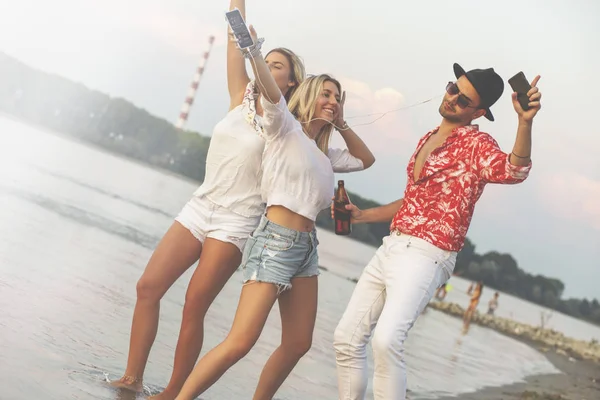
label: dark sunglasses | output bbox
[445,82,478,109]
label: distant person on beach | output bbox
[173,24,375,400]
[110,1,307,396]
[333,63,542,399]
[467,281,474,295]
[464,281,483,329]
[487,291,500,315]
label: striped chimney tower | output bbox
[175,35,215,130]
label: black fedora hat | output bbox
[453,63,504,122]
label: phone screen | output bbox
[225,9,254,49]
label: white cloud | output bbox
[330,77,413,155]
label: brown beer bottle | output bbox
[334,180,351,235]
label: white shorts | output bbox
[175,196,260,253]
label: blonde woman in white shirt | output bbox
[175,25,375,400]
[110,2,306,397]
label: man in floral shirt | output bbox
[333,63,542,400]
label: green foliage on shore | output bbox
[1,52,598,326]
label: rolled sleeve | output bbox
[478,136,532,184]
[259,94,294,140]
[328,147,365,173]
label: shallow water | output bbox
[0,116,563,399]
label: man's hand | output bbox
[512,75,542,122]
[330,197,363,224]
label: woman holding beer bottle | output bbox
[175,24,375,400]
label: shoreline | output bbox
[427,301,600,363]
[436,347,599,399]
[0,111,203,187]
[429,301,600,399]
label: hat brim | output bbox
[453,63,466,79]
[453,63,494,122]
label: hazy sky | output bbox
[1,0,598,299]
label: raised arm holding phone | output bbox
[174,12,374,399]
[110,1,306,398]
[333,63,541,400]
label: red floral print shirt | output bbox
[390,125,532,252]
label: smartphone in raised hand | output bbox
[508,71,532,111]
[225,8,254,49]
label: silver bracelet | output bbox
[337,121,349,131]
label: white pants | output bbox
[333,232,456,400]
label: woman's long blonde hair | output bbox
[287,74,342,154]
[265,47,306,102]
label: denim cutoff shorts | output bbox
[240,215,320,293]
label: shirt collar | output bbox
[429,124,480,143]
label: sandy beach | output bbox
[431,301,600,399]
[438,342,599,399]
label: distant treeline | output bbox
[455,240,600,326]
[1,52,598,328]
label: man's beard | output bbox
[438,104,463,123]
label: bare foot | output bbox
[109,375,144,393]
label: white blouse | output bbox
[193,81,266,218]
[259,95,364,221]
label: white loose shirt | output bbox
[193,82,265,218]
[259,95,364,221]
